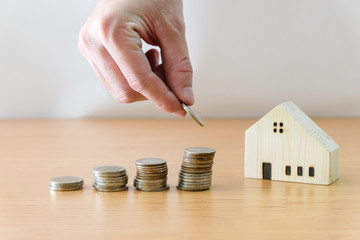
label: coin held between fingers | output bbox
[182,103,205,127]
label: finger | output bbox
[104,27,186,116]
[79,42,115,94]
[145,49,160,70]
[158,29,194,106]
[153,64,166,84]
[81,41,146,103]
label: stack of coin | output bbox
[177,147,216,191]
[92,165,128,192]
[134,158,169,192]
[49,176,84,191]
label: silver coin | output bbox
[50,176,83,184]
[134,179,166,184]
[178,176,211,181]
[177,185,210,191]
[183,157,214,161]
[134,178,166,184]
[136,174,168,179]
[183,153,215,159]
[179,176,212,182]
[92,165,126,174]
[182,157,214,162]
[180,168,212,174]
[134,183,166,189]
[93,182,126,188]
[93,173,127,179]
[49,182,83,188]
[178,186,211,191]
[136,173,168,178]
[135,184,170,192]
[184,147,216,156]
[95,175,128,182]
[136,167,167,172]
[49,176,84,189]
[95,178,128,183]
[181,163,213,168]
[93,175,127,180]
[182,103,204,127]
[136,164,168,168]
[93,184,128,192]
[134,183,165,189]
[136,158,167,166]
[95,180,128,185]
[134,180,167,186]
[137,169,168,173]
[184,155,215,159]
[135,177,167,181]
[178,181,212,186]
[95,181,127,187]
[136,171,168,175]
[177,182,211,187]
[181,163,213,167]
[134,178,167,183]
[179,179,212,183]
[180,172,212,176]
[179,181,212,186]
[49,186,83,191]
[183,159,214,164]
[49,185,83,190]
[178,179,212,184]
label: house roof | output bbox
[280,101,339,152]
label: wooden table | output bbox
[0,119,359,239]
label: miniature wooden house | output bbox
[245,101,340,185]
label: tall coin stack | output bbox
[177,147,216,191]
[134,158,169,192]
[92,165,128,192]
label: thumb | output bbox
[160,32,194,106]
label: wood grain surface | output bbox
[0,119,359,240]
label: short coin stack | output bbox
[134,158,169,192]
[49,176,84,191]
[177,147,216,191]
[92,165,128,192]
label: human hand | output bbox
[79,0,193,117]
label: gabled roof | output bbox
[280,101,339,152]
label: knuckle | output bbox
[172,57,193,75]
[155,16,185,37]
[78,27,89,50]
[96,17,113,43]
[172,18,186,34]
[157,101,173,113]
[113,91,135,104]
[127,74,148,93]
[92,10,118,44]
[97,14,134,46]
[98,16,113,39]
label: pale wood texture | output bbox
[0,119,359,240]
[245,102,339,185]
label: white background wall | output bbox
[1,0,359,118]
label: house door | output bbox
[262,162,271,180]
